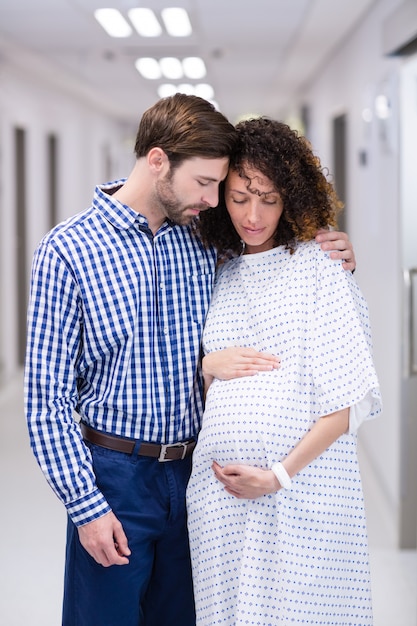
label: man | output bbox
[24,94,355,626]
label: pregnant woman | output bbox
[187,117,382,626]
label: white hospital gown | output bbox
[186,241,382,626]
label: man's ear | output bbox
[148,147,169,173]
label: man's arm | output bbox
[25,243,132,566]
[78,512,131,567]
[315,229,356,272]
[24,243,111,526]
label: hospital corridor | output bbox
[1,0,417,624]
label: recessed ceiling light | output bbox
[94,8,132,38]
[160,57,183,79]
[128,8,162,37]
[182,57,206,79]
[157,83,216,101]
[194,84,215,100]
[135,58,162,79]
[158,84,178,98]
[177,84,195,95]
[161,8,192,37]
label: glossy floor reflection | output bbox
[0,373,415,626]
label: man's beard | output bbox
[154,174,208,226]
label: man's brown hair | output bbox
[134,93,237,168]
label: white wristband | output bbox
[271,462,292,490]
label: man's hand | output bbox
[315,229,356,272]
[212,461,279,499]
[78,511,131,567]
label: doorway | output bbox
[15,127,27,367]
[332,113,347,232]
[399,53,417,549]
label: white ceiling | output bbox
[0,0,377,125]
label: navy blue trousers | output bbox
[62,442,195,626]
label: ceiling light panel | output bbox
[160,57,183,79]
[161,8,192,37]
[158,84,178,98]
[177,83,194,95]
[182,57,206,79]
[128,8,162,37]
[135,58,162,79]
[157,83,216,101]
[194,84,214,100]
[94,8,132,38]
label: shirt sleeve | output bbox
[24,241,111,526]
[311,251,382,432]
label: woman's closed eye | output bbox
[229,195,247,204]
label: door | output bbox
[399,53,417,549]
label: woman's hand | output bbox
[315,229,356,272]
[212,461,280,499]
[212,408,350,499]
[203,347,281,381]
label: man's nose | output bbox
[202,187,219,208]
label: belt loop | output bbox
[132,441,142,457]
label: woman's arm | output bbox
[203,347,281,381]
[202,347,281,400]
[280,407,349,479]
[212,407,350,498]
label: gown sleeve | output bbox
[310,250,382,433]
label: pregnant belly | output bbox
[196,373,303,466]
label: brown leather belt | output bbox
[80,422,196,462]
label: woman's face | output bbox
[225,166,283,254]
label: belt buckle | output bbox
[158,442,187,462]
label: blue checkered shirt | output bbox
[24,180,217,526]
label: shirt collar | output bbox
[93,178,188,236]
[93,179,173,236]
[93,179,138,230]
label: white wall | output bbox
[0,55,135,380]
[294,0,406,542]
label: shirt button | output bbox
[160,282,165,289]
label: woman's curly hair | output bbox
[196,117,343,260]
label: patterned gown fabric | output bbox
[186,241,382,626]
